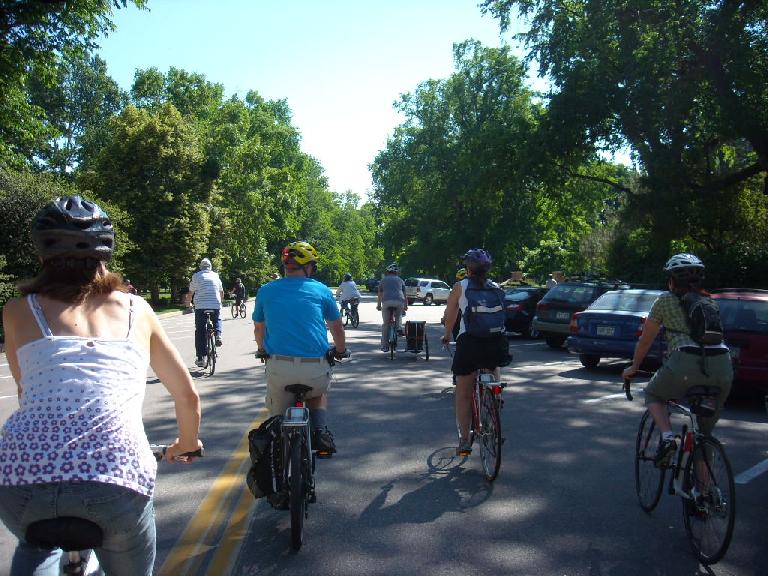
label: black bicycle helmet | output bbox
[343,273,352,282]
[31,196,114,262]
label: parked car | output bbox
[712,289,768,395]
[364,277,381,292]
[504,286,547,338]
[566,289,665,368]
[404,277,451,305]
[533,280,628,348]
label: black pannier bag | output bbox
[246,415,283,499]
[405,320,426,351]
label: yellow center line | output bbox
[158,411,266,576]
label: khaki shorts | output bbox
[265,356,332,416]
[645,350,733,435]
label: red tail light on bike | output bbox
[294,401,304,407]
[491,385,503,395]
[684,431,694,452]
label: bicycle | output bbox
[445,343,505,481]
[201,309,218,375]
[23,445,203,576]
[625,375,736,565]
[230,296,247,319]
[340,298,360,328]
[384,306,400,360]
[257,347,349,551]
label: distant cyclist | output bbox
[336,273,362,317]
[253,241,347,456]
[232,278,247,307]
[622,253,733,462]
[442,249,510,455]
[187,258,224,368]
[376,263,407,352]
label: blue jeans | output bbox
[0,482,155,576]
[194,308,222,359]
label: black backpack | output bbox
[678,292,724,346]
[463,278,506,337]
[246,415,283,499]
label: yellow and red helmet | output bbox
[281,241,319,265]
[455,268,467,280]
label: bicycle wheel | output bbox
[682,436,736,565]
[239,303,247,318]
[478,387,502,481]
[389,326,396,360]
[424,334,429,360]
[206,331,216,376]
[288,436,307,550]
[351,308,359,328]
[230,304,237,319]
[343,309,349,326]
[635,409,665,512]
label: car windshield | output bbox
[717,298,768,334]
[544,285,596,305]
[589,291,660,312]
[505,290,531,302]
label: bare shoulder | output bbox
[2,296,27,321]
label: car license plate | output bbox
[556,311,570,320]
[596,325,615,336]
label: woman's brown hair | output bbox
[19,257,126,303]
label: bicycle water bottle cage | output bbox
[26,517,104,551]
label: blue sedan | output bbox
[566,289,666,369]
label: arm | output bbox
[441,283,462,343]
[2,299,23,401]
[146,308,202,460]
[401,281,408,310]
[377,283,383,310]
[622,318,662,379]
[254,321,266,352]
[327,318,346,353]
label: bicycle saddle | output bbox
[285,384,313,395]
[684,385,721,399]
[26,517,103,551]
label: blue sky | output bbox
[97,1,534,198]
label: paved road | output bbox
[1,294,767,575]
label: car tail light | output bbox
[506,304,523,312]
[570,312,581,333]
[636,317,646,337]
[536,302,548,311]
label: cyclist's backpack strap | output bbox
[126,295,135,338]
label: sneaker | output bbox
[654,436,679,466]
[456,439,472,456]
[381,346,390,352]
[195,357,205,368]
[315,427,337,458]
[215,336,223,347]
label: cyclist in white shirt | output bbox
[336,273,362,317]
[187,258,224,367]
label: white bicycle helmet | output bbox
[663,253,704,281]
[385,262,400,274]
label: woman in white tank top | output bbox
[0,196,202,576]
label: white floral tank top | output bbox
[0,294,157,496]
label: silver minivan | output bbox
[404,277,451,305]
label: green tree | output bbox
[0,0,145,167]
[481,0,768,284]
[79,104,214,303]
[27,52,127,174]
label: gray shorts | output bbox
[645,350,733,434]
[265,356,332,416]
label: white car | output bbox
[404,277,451,305]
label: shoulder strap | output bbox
[126,295,136,338]
[27,294,54,337]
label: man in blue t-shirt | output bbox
[253,241,346,457]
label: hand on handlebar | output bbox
[376,304,381,311]
[622,365,638,380]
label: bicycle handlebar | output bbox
[150,445,204,463]
[622,369,654,402]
